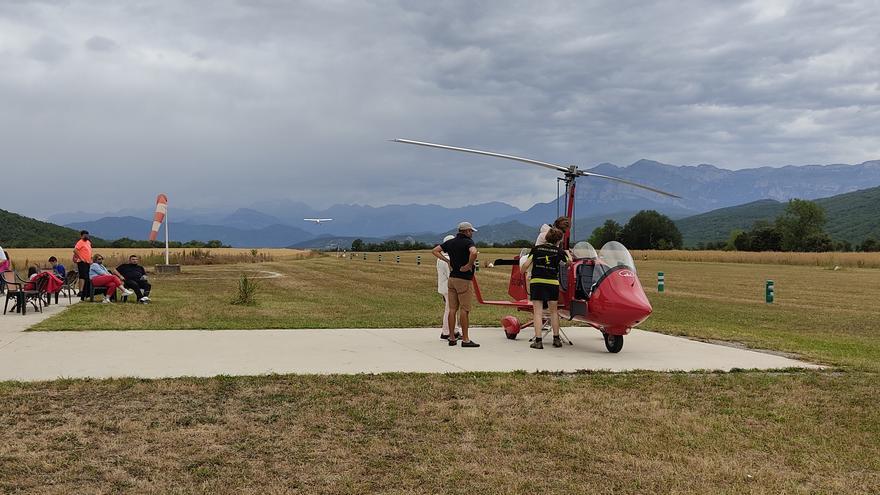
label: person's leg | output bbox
[446,284,459,344]
[77,262,88,293]
[139,280,151,297]
[455,278,475,344]
[124,279,143,299]
[91,275,116,300]
[459,309,469,341]
[549,301,560,337]
[530,300,544,349]
[441,295,451,336]
[532,301,543,339]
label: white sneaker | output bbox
[138,297,148,303]
[121,288,135,296]
[101,298,113,304]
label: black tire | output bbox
[603,333,624,353]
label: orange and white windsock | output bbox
[149,194,168,241]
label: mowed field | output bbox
[31,249,880,370]
[3,249,880,493]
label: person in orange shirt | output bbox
[73,230,92,297]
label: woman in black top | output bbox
[521,228,569,349]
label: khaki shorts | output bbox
[447,277,473,312]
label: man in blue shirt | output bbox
[48,256,66,279]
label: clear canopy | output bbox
[598,241,636,272]
[571,241,598,260]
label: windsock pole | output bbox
[164,206,170,265]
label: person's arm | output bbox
[460,246,478,272]
[432,245,449,264]
[520,248,533,271]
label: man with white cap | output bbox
[432,222,480,347]
[436,234,461,341]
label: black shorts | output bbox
[530,283,559,304]
[77,261,90,280]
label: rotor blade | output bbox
[393,138,570,174]
[577,170,681,198]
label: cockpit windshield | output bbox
[598,241,636,272]
[571,241,598,260]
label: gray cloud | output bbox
[85,35,118,52]
[0,0,878,218]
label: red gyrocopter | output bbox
[393,139,681,353]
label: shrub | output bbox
[230,274,259,306]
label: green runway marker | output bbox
[658,272,665,292]
[766,280,775,303]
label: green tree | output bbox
[589,219,623,246]
[728,230,750,251]
[749,223,783,251]
[351,239,364,251]
[776,199,828,251]
[861,238,879,252]
[620,210,682,249]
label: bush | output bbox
[230,274,259,306]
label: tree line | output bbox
[591,201,879,252]
[350,200,878,253]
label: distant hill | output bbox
[675,186,880,246]
[0,208,106,248]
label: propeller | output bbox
[392,138,681,198]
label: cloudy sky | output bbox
[2,0,879,218]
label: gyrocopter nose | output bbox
[590,270,653,332]
[614,285,653,329]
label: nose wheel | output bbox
[603,332,624,353]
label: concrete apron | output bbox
[0,301,821,382]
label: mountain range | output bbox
[676,185,880,246]
[42,158,880,247]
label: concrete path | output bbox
[0,299,820,381]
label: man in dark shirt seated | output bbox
[116,255,152,303]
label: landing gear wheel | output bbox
[603,333,624,353]
[505,331,518,340]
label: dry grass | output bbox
[0,372,877,495]
[630,249,880,268]
[3,247,315,270]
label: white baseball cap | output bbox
[458,221,478,232]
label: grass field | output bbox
[1,372,877,494]
[5,250,880,493]
[31,251,880,371]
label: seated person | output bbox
[0,250,10,273]
[89,254,134,303]
[48,256,66,279]
[116,255,152,303]
[0,250,8,293]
